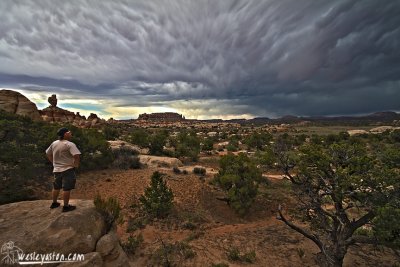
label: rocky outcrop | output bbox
[0,89,42,120]
[96,232,130,267]
[0,199,131,267]
[108,140,149,155]
[39,94,105,128]
[40,106,85,124]
[139,155,183,168]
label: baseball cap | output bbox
[57,127,69,137]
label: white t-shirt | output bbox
[46,140,81,172]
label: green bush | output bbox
[122,234,143,255]
[103,125,120,140]
[373,205,400,249]
[244,131,272,150]
[193,167,206,176]
[201,138,214,151]
[94,194,122,232]
[127,216,148,232]
[213,153,261,216]
[112,146,141,169]
[211,263,229,267]
[173,166,181,174]
[151,241,196,266]
[174,131,201,161]
[148,131,167,155]
[140,171,174,218]
[227,247,256,263]
[129,129,149,147]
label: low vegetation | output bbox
[139,171,174,218]
[121,233,144,255]
[275,137,400,267]
[0,111,112,204]
[213,153,262,216]
[94,194,122,232]
[112,146,141,169]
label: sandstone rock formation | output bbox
[0,89,42,120]
[39,94,105,128]
[108,140,149,155]
[139,155,183,168]
[0,199,131,267]
[48,94,58,107]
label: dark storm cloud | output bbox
[0,0,399,118]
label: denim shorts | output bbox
[53,168,76,191]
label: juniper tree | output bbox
[275,140,400,267]
[214,153,262,216]
[140,171,174,218]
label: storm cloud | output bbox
[0,0,399,119]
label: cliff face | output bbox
[0,89,42,121]
[0,199,130,267]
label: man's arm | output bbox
[73,154,80,168]
[47,153,53,163]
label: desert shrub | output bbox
[112,146,141,169]
[148,131,167,155]
[140,171,174,218]
[0,111,115,204]
[127,216,148,232]
[122,233,143,255]
[227,247,256,263]
[244,131,272,150]
[129,128,149,147]
[151,241,196,266]
[201,138,214,151]
[72,127,114,171]
[174,131,201,161]
[255,147,276,169]
[94,194,122,232]
[373,205,400,249]
[226,143,238,152]
[173,166,181,174]
[211,263,229,267]
[103,125,120,140]
[193,167,206,176]
[213,153,262,216]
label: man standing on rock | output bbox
[46,127,81,212]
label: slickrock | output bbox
[0,199,131,267]
[0,89,42,121]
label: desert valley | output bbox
[1,89,399,267]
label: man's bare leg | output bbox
[52,189,60,203]
[63,190,70,206]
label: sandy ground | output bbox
[44,161,399,267]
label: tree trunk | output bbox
[316,245,346,267]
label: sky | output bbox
[0,0,399,120]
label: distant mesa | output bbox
[138,112,185,121]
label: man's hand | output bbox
[73,154,80,168]
[46,154,53,163]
